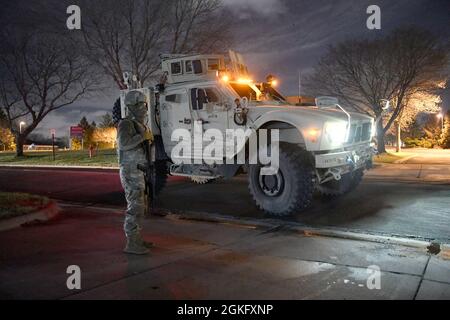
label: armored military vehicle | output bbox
[118,51,375,216]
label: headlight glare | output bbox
[325,122,348,145]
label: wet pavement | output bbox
[0,204,449,300]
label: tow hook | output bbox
[329,168,342,181]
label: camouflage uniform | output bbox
[117,91,153,255]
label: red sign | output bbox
[70,126,83,138]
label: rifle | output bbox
[137,138,157,216]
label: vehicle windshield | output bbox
[228,83,288,105]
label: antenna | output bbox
[123,72,130,89]
[298,70,302,105]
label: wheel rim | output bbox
[258,168,284,197]
[190,177,212,184]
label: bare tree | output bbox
[0,30,98,156]
[169,0,231,53]
[81,0,167,89]
[99,113,115,129]
[81,0,232,89]
[305,27,448,153]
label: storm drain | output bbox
[427,242,441,255]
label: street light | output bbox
[19,121,26,134]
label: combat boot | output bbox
[136,233,154,248]
[124,234,150,255]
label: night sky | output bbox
[4,0,449,137]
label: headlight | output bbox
[325,122,348,145]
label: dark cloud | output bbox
[225,0,449,94]
[11,0,450,135]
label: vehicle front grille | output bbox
[347,122,371,143]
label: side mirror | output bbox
[380,99,390,112]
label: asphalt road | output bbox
[1,166,449,242]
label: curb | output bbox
[170,210,439,250]
[364,177,450,185]
[0,164,119,171]
[0,201,60,232]
[56,201,449,250]
[167,210,277,229]
[393,154,418,164]
[287,224,432,249]
[2,165,449,185]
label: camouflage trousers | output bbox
[119,164,147,238]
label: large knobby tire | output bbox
[248,143,314,216]
[317,168,364,197]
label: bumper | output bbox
[314,144,374,169]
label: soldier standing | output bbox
[117,91,154,255]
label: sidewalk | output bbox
[0,203,449,300]
[366,163,450,184]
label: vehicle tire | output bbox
[317,168,364,197]
[248,143,314,216]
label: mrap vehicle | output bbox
[118,51,375,216]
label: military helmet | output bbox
[125,90,147,112]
